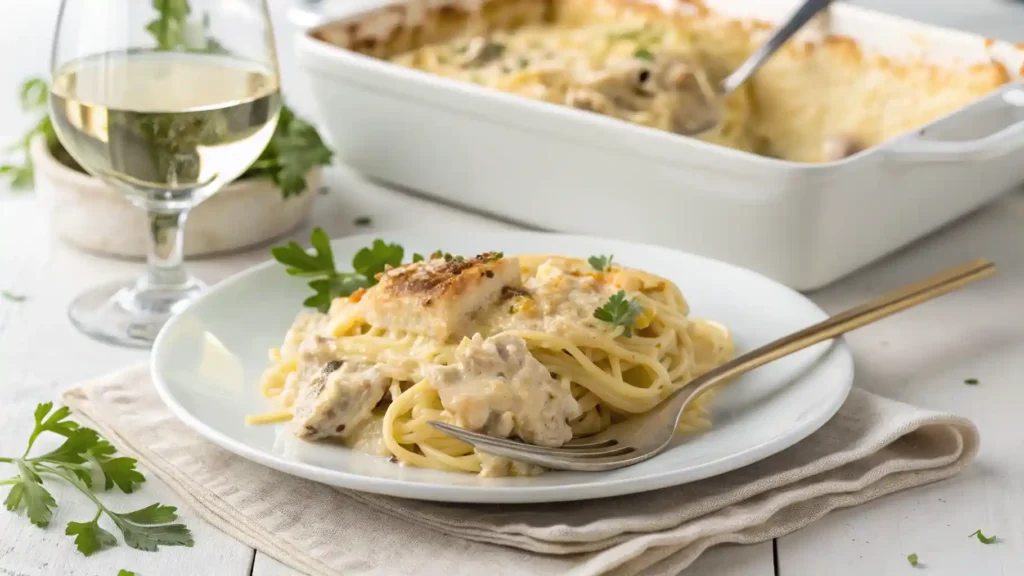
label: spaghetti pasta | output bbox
[254,253,733,477]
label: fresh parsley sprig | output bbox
[594,290,643,337]
[1,403,193,556]
[588,254,614,272]
[271,228,403,312]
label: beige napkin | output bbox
[62,365,979,576]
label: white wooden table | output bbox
[2,1,1023,575]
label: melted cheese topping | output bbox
[363,0,1009,162]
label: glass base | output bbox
[68,277,206,349]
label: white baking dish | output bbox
[293,0,1024,290]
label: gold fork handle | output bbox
[688,259,997,397]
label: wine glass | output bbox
[49,0,281,348]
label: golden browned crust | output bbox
[309,0,1013,162]
[376,252,507,306]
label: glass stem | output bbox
[140,207,190,291]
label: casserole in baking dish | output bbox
[295,0,1024,289]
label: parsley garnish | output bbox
[588,254,614,271]
[271,228,403,312]
[118,571,139,576]
[633,48,655,61]
[353,216,373,227]
[964,378,979,385]
[593,290,643,336]
[0,78,56,190]
[1,290,27,302]
[245,106,334,199]
[146,0,191,51]
[907,553,919,567]
[1,403,193,556]
[969,529,997,544]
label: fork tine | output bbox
[429,421,632,458]
[429,422,650,471]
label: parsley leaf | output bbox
[118,571,140,576]
[1,290,27,302]
[245,107,334,199]
[352,240,404,279]
[8,460,56,528]
[969,529,997,544]
[907,553,919,567]
[588,254,614,271]
[964,378,979,385]
[593,290,643,337]
[412,253,425,263]
[0,78,56,190]
[271,229,403,312]
[353,216,372,227]
[111,504,193,551]
[66,516,118,556]
[147,0,191,51]
[86,439,146,493]
[633,48,655,61]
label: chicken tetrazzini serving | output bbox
[252,239,733,477]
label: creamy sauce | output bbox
[427,333,581,447]
[485,259,618,335]
[290,360,390,440]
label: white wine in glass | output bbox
[49,0,281,347]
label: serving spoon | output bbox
[677,0,835,135]
[431,258,996,472]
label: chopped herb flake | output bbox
[907,553,919,567]
[964,378,979,385]
[970,530,997,544]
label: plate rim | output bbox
[151,230,854,503]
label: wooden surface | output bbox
[2,0,1024,575]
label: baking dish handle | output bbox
[887,85,1024,162]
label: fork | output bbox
[430,259,996,472]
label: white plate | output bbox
[152,230,853,503]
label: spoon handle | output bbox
[720,0,835,95]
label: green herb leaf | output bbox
[88,442,146,494]
[593,290,643,337]
[1,290,27,302]
[111,507,194,552]
[33,428,102,466]
[907,553,919,567]
[118,503,179,525]
[272,229,407,312]
[1,78,54,190]
[118,571,140,576]
[412,253,425,263]
[964,378,979,385]
[588,254,614,271]
[148,0,191,51]
[10,460,56,528]
[633,48,655,61]
[352,239,404,280]
[66,518,118,556]
[353,216,373,227]
[969,529,997,544]
[245,107,334,199]
[19,79,48,110]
